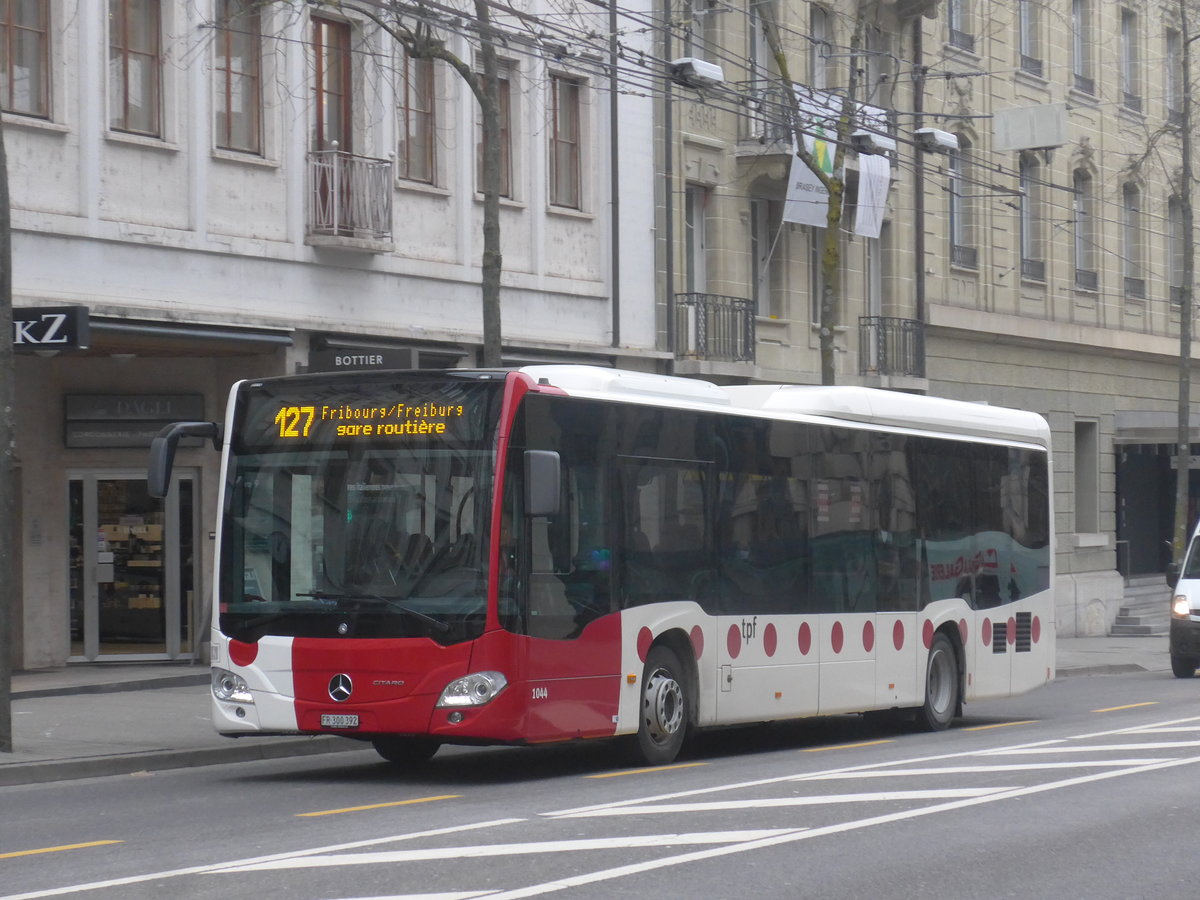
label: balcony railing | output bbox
[859,316,925,378]
[674,293,756,363]
[1122,92,1143,114]
[1019,55,1044,77]
[1124,276,1146,300]
[740,85,792,145]
[308,149,393,242]
[1074,268,1098,292]
[951,244,978,269]
[949,29,975,53]
[1021,258,1046,282]
[1074,73,1095,95]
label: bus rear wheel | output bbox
[917,633,959,731]
[633,645,690,766]
[371,736,441,765]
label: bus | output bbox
[149,365,1054,766]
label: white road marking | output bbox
[803,760,1167,778]
[0,819,525,900]
[984,741,1200,754]
[554,787,1009,818]
[214,831,801,872]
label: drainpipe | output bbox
[610,0,621,350]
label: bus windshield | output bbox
[218,375,505,644]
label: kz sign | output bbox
[12,306,90,351]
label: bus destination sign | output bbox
[274,401,467,440]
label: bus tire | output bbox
[917,632,959,732]
[633,645,690,766]
[1171,655,1198,678]
[371,736,441,765]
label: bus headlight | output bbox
[212,668,254,704]
[1173,595,1192,619]
[437,671,508,707]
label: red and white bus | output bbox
[150,365,1054,766]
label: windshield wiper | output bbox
[298,591,450,632]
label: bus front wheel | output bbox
[633,645,690,766]
[371,736,441,765]
[917,633,959,731]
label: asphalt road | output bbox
[3,669,1199,900]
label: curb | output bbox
[13,674,212,701]
[0,736,365,787]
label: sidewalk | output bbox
[0,635,1173,786]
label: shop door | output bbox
[68,471,197,661]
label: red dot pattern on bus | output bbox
[229,639,258,667]
[764,622,778,657]
[648,611,1041,667]
[831,621,844,654]
[637,626,653,663]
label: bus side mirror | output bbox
[148,421,223,498]
[525,450,560,517]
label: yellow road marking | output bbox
[963,720,1038,731]
[296,795,460,817]
[0,840,122,860]
[1093,702,1159,713]
[804,739,893,752]
[588,763,708,779]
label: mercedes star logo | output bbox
[328,673,353,702]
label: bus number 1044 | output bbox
[276,406,316,439]
[531,686,549,701]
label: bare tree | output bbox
[755,2,872,386]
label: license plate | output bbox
[320,713,359,729]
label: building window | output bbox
[864,24,893,107]
[947,0,974,53]
[1167,29,1183,125]
[682,0,719,61]
[0,0,48,117]
[549,75,580,209]
[1072,0,1093,94]
[1074,420,1099,534]
[810,5,832,90]
[214,0,261,154]
[750,197,783,318]
[1122,183,1144,299]
[1120,7,1141,112]
[398,51,435,184]
[1073,169,1097,291]
[311,17,351,151]
[684,183,709,294]
[809,226,825,324]
[1169,195,1185,305]
[109,0,162,137]
[949,137,976,269]
[1019,152,1044,281]
[476,64,512,198]
[1017,0,1042,76]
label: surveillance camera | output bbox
[670,57,725,89]
[915,127,959,154]
[851,129,897,155]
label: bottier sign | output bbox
[12,306,90,351]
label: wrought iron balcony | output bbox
[1124,276,1146,300]
[1074,268,1098,292]
[674,293,756,363]
[740,85,792,145]
[859,316,925,378]
[307,149,393,245]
